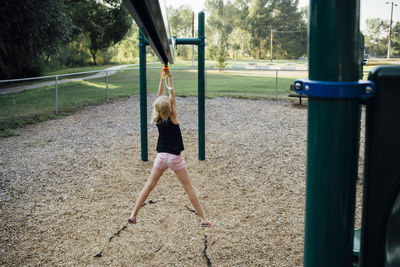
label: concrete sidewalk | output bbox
[0,64,138,95]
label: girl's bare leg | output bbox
[174,167,211,226]
[129,166,164,224]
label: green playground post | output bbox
[139,31,148,161]
[304,0,361,266]
[138,12,205,161]
[174,11,205,160]
[198,11,205,160]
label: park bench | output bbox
[288,84,308,104]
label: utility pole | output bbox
[386,1,398,59]
[270,28,273,62]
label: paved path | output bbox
[0,64,139,95]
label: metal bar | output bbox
[106,70,109,102]
[123,0,174,64]
[0,69,112,83]
[205,69,207,94]
[192,12,195,66]
[131,67,308,71]
[304,0,361,266]
[275,70,278,100]
[198,11,205,160]
[0,66,310,84]
[192,44,195,66]
[270,28,273,62]
[55,75,58,115]
[176,38,201,45]
[139,31,148,161]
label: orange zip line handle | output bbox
[161,65,168,80]
[161,64,173,90]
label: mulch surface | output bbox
[0,95,363,266]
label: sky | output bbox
[164,0,400,31]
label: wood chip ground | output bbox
[0,95,364,266]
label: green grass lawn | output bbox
[106,68,297,97]
[0,66,300,136]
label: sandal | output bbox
[201,221,212,227]
[128,217,137,224]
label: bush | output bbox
[207,45,218,60]
[99,48,115,65]
[55,42,91,67]
[215,44,227,69]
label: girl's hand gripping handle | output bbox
[162,65,173,91]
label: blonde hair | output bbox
[152,96,171,123]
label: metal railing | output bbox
[0,67,371,120]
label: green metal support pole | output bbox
[198,11,205,160]
[304,0,361,266]
[174,13,206,160]
[175,38,201,45]
[139,31,148,161]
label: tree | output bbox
[206,0,238,44]
[206,44,218,60]
[109,24,139,63]
[0,0,72,79]
[247,0,307,59]
[167,5,194,60]
[216,32,228,69]
[364,18,388,57]
[271,0,307,58]
[168,5,193,37]
[206,0,240,63]
[247,0,274,58]
[69,0,132,65]
[228,28,251,58]
[392,22,400,56]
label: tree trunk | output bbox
[90,49,97,65]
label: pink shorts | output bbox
[154,153,186,171]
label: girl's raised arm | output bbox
[157,66,167,96]
[166,69,178,123]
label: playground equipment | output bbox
[123,0,399,266]
[294,0,400,266]
[123,0,206,161]
[359,66,400,267]
[123,0,174,64]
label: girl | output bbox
[128,66,212,227]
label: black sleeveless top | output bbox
[156,117,184,155]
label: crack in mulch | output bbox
[185,205,198,215]
[142,198,165,207]
[94,224,128,258]
[203,234,212,267]
[155,245,164,253]
[94,198,164,258]
[185,205,212,266]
